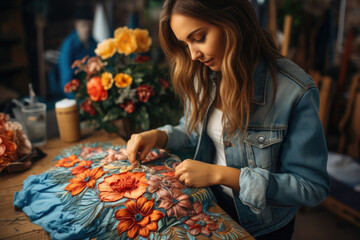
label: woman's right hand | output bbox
[126,129,168,164]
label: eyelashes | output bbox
[180,34,206,48]
[196,35,206,43]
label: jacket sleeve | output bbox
[239,87,330,214]
[157,115,199,152]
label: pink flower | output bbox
[136,84,154,103]
[84,56,105,76]
[81,99,97,116]
[157,188,193,219]
[147,175,185,193]
[135,55,150,63]
[120,100,135,113]
[101,149,128,163]
[80,146,103,159]
[158,78,169,89]
[64,79,81,93]
[185,202,218,237]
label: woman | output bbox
[126,0,330,239]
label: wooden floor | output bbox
[0,130,126,240]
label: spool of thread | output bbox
[55,99,81,142]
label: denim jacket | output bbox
[158,57,330,237]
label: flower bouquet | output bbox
[65,27,181,135]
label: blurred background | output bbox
[0,0,360,239]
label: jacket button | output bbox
[257,136,265,144]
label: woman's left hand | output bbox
[174,159,218,187]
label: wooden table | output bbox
[0,129,254,240]
[0,130,126,239]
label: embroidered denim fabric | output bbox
[13,143,249,240]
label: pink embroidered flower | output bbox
[71,161,92,175]
[80,146,104,159]
[84,56,105,76]
[157,188,193,219]
[115,196,164,239]
[136,84,154,103]
[98,172,148,202]
[147,175,185,193]
[185,201,218,237]
[101,149,128,163]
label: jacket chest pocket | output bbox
[244,130,283,170]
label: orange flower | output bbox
[95,38,117,59]
[87,76,108,101]
[65,167,107,196]
[114,73,132,88]
[133,28,152,53]
[98,172,148,202]
[115,196,164,239]
[55,155,80,168]
[101,72,114,90]
[114,27,137,55]
[71,160,92,175]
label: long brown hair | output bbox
[159,0,280,138]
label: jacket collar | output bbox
[252,58,268,106]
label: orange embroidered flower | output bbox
[114,73,132,88]
[87,76,108,101]
[65,167,107,196]
[55,155,80,168]
[115,196,164,239]
[71,160,92,175]
[98,172,148,202]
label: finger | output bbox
[126,139,140,164]
[139,145,153,160]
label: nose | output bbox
[189,46,201,61]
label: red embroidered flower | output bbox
[120,100,135,113]
[86,76,108,102]
[147,175,185,193]
[65,167,107,196]
[64,79,80,93]
[157,188,193,219]
[115,196,164,239]
[136,84,154,103]
[158,78,169,89]
[55,155,80,168]
[98,172,148,202]
[71,160,92,175]
[134,55,150,63]
[81,99,97,116]
[185,202,218,237]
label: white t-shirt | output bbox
[206,107,234,198]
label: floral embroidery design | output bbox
[16,143,249,239]
[65,167,107,195]
[157,188,193,220]
[98,172,148,202]
[185,201,219,237]
[115,196,164,239]
[70,161,92,175]
[55,155,79,168]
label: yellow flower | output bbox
[101,72,114,90]
[114,27,137,56]
[114,73,133,88]
[94,38,117,59]
[133,28,152,53]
